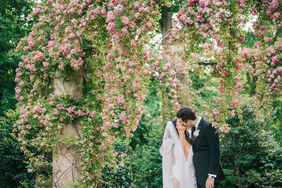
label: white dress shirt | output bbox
[195,116,202,129]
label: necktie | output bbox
[191,126,196,141]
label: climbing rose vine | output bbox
[151,0,281,131]
[15,0,167,184]
[14,0,280,185]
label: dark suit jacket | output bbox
[192,118,225,185]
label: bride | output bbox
[159,118,197,188]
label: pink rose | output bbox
[19,81,25,87]
[37,37,43,43]
[67,107,75,114]
[120,161,125,167]
[76,110,85,116]
[215,98,222,104]
[219,126,231,133]
[43,61,49,68]
[119,112,126,123]
[236,64,242,71]
[102,132,108,137]
[211,123,218,128]
[235,83,243,91]
[89,111,96,118]
[106,11,115,22]
[107,22,116,32]
[69,32,75,38]
[213,108,220,115]
[143,53,149,61]
[117,95,125,105]
[264,37,272,43]
[235,76,241,81]
[199,0,210,7]
[133,2,140,7]
[277,67,282,74]
[131,40,137,48]
[121,16,130,25]
[134,13,140,19]
[255,41,261,47]
[146,22,153,28]
[114,4,123,14]
[221,70,227,77]
[188,0,196,5]
[105,122,111,127]
[121,27,128,35]
[231,98,239,106]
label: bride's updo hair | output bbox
[177,108,197,122]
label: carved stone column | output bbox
[52,72,83,188]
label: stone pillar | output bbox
[52,72,83,188]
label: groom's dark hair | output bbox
[177,108,197,122]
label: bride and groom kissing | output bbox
[160,108,225,188]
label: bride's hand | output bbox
[176,119,186,131]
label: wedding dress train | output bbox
[160,121,197,188]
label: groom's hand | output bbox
[205,177,214,188]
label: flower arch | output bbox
[14,0,280,186]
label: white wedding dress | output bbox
[159,121,197,188]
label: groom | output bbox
[177,108,224,188]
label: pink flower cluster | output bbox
[219,125,231,133]
[105,1,158,39]
[177,2,230,40]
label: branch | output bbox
[197,61,217,66]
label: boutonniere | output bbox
[194,129,200,138]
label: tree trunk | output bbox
[160,6,174,124]
[161,6,173,45]
[52,71,83,188]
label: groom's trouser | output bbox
[197,183,220,188]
